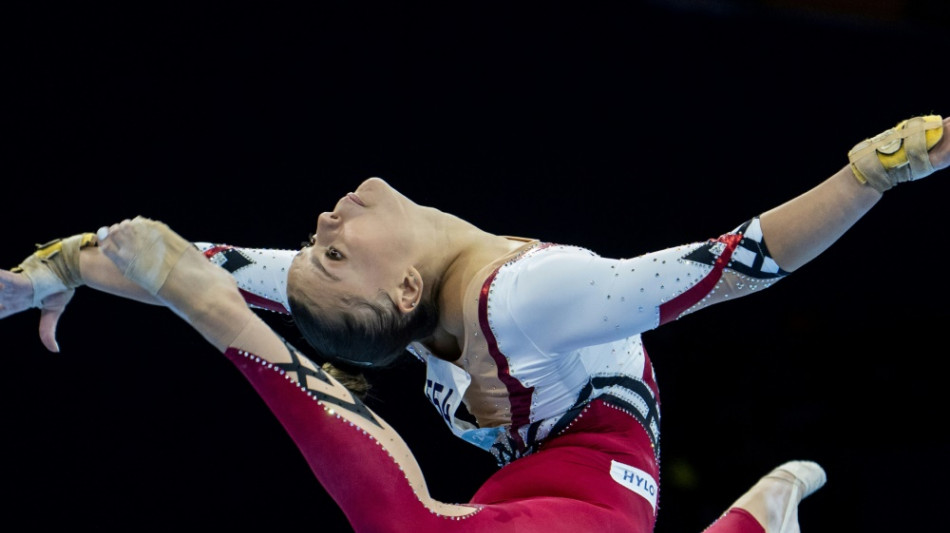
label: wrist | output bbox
[13,233,96,307]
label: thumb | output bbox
[37,290,75,353]
[38,307,64,352]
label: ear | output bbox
[395,266,422,314]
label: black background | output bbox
[5,1,949,531]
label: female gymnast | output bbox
[2,114,947,532]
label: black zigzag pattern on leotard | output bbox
[488,373,662,467]
[592,376,660,454]
[489,435,532,467]
[549,381,595,439]
[683,219,788,280]
[591,376,660,430]
[548,376,661,457]
[272,337,383,428]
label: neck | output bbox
[415,210,524,360]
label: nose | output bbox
[315,212,341,244]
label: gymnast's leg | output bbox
[703,461,826,533]
[96,218,657,532]
[225,336,659,532]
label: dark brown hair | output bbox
[289,288,439,369]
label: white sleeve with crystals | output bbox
[193,242,297,314]
[496,218,786,355]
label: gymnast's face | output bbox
[290,177,420,307]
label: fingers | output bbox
[97,217,185,296]
[95,218,141,241]
[95,220,126,249]
[96,219,139,271]
[0,268,36,319]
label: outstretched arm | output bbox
[760,115,948,272]
[0,234,150,352]
[1,233,296,351]
[96,217,480,528]
[499,115,949,353]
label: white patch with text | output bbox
[610,460,657,513]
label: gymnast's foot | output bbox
[729,460,827,533]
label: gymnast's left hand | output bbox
[95,217,160,275]
[96,216,196,299]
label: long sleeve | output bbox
[193,243,297,314]
[498,217,786,355]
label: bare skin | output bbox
[761,116,949,272]
[721,461,825,533]
[0,115,947,532]
[289,183,526,360]
[96,215,481,519]
[1,116,947,357]
[292,118,950,363]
